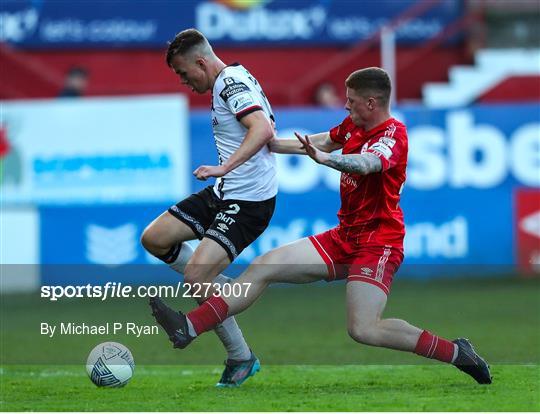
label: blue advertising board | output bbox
[1,0,462,48]
[39,204,181,285]
[39,103,539,283]
[190,103,540,271]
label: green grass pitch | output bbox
[1,277,539,411]
[3,365,539,411]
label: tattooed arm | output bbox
[296,134,382,175]
[324,152,382,175]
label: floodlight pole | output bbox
[381,26,396,106]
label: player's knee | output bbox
[182,261,215,285]
[141,226,162,256]
[140,226,170,256]
[182,264,201,285]
[249,253,278,283]
[348,323,380,346]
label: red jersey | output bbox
[329,116,407,248]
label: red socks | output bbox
[414,330,456,363]
[187,296,229,335]
[187,301,458,365]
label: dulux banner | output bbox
[1,95,189,204]
[39,103,540,280]
[1,0,462,48]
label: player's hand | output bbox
[295,132,328,164]
[193,165,228,181]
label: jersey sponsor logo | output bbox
[379,136,396,148]
[230,92,255,112]
[345,132,351,141]
[219,79,251,102]
[369,142,393,159]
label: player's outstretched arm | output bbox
[323,152,382,175]
[269,132,342,154]
[297,133,382,175]
[193,111,273,180]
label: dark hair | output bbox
[166,28,207,67]
[345,67,391,106]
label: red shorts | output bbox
[309,227,404,295]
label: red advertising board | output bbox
[515,189,540,274]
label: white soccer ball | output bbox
[86,342,135,387]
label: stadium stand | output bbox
[0,0,475,105]
[423,49,540,107]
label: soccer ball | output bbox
[86,342,135,387]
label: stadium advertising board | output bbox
[0,0,462,47]
[193,103,538,272]
[0,207,40,293]
[38,103,539,281]
[1,95,189,204]
[38,204,180,285]
[515,189,540,274]
[40,204,166,266]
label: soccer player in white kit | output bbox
[141,29,277,387]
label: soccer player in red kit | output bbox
[151,67,492,385]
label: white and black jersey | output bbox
[211,63,277,201]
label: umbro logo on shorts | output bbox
[217,223,229,232]
[361,267,373,276]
